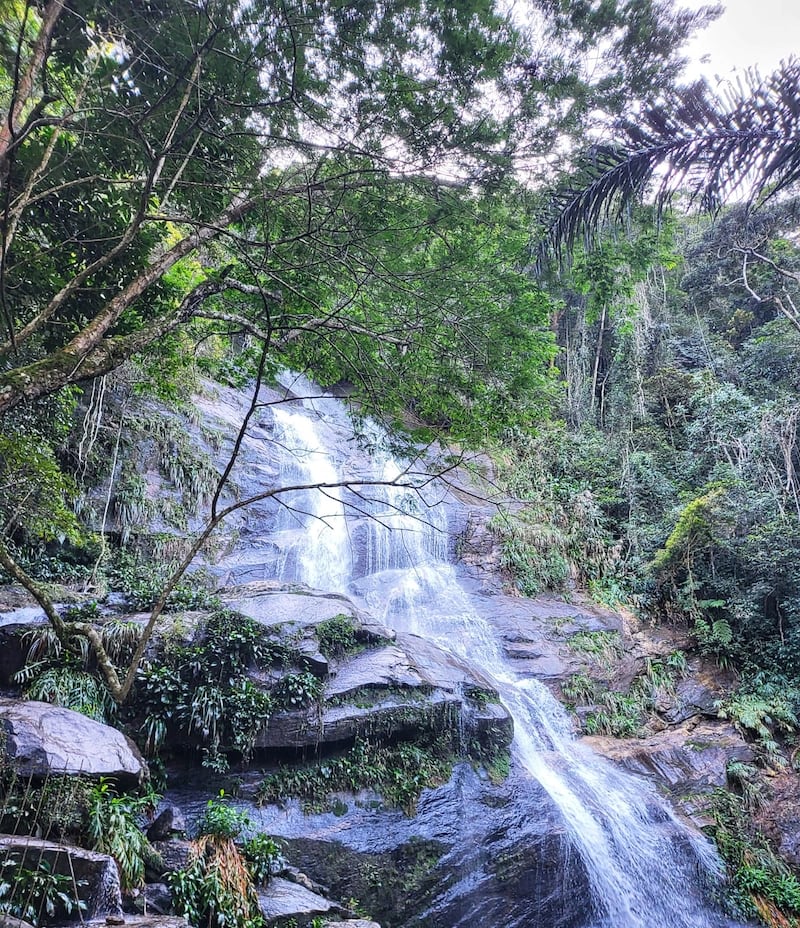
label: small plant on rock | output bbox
[85,778,157,890]
[0,856,87,927]
[316,614,360,658]
[171,792,281,928]
[273,671,323,710]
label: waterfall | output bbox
[263,384,736,928]
[268,405,352,593]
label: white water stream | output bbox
[263,380,737,928]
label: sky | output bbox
[684,0,800,81]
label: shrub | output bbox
[316,614,360,658]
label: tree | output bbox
[0,0,719,703]
[542,59,800,258]
[0,0,721,418]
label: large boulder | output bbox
[0,835,123,922]
[258,876,346,925]
[256,631,513,754]
[0,699,146,787]
[583,719,754,794]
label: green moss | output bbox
[256,736,455,814]
[316,614,361,658]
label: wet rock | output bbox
[323,922,382,928]
[473,594,625,686]
[282,865,329,895]
[0,699,146,786]
[0,916,37,928]
[325,645,425,697]
[256,631,513,752]
[258,876,345,924]
[755,771,800,867]
[148,840,192,877]
[662,675,724,725]
[583,720,754,794]
[256,693,462,750]
[295,638,329,674]
[251,764,595,928]
[108,917,187,928]
[226,585,357,627]
[453,508,505,593]
[130,883,173,917]
[147,806,187,841]
[0,835,123,921]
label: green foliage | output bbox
[86,779,155,890]
[134,610,275,769]
[561,673,600,706]
[491,425,625,598]
[316,614,360,658]
[565,650,688,738]
[0,387,83,553]
[567,631,623,666]
[13,616,144,722]
[257,736,456,815]
[242,835,285,887]
[24,667,114,723]
[172,794,281,928]
[0,774,91,841]
[197,793,251,841]
[709,788,800,925]
[107,550,220,612]
[273,672,323,710]
[583,691,644,738]
[717,674,800,764]
[170,836,263,928]
[0,855,87,927]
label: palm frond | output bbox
[541,58,800,264]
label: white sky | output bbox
[683,0,800,80]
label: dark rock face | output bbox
[147,806,187,842]
[129,883,174,917]
[148,839,193,878]
[224,764,597,928]
[0,699,146,787]
[258,876,346,925]
[0,624,29,688]
[0,835,123,921]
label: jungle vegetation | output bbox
[5,2,800,925]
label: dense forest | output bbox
[3,1,800,927]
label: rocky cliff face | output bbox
[0,378,770,927]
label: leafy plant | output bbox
[85,779,156,890]
[197,793,251,841]
[23,667,114,723]
[243,834,284,886]
[561,673,600,706]
[709,788,800,925]
[316,614,360,658]
[717,674,800,764]
[273,672,323,710]
[171,793,279,928]
[0,856,87,927]
[257,735,456,815]
[567,630,623,666]
[132,610,274,768]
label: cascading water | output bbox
[267,405,352,593]
[260,382,738,928]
